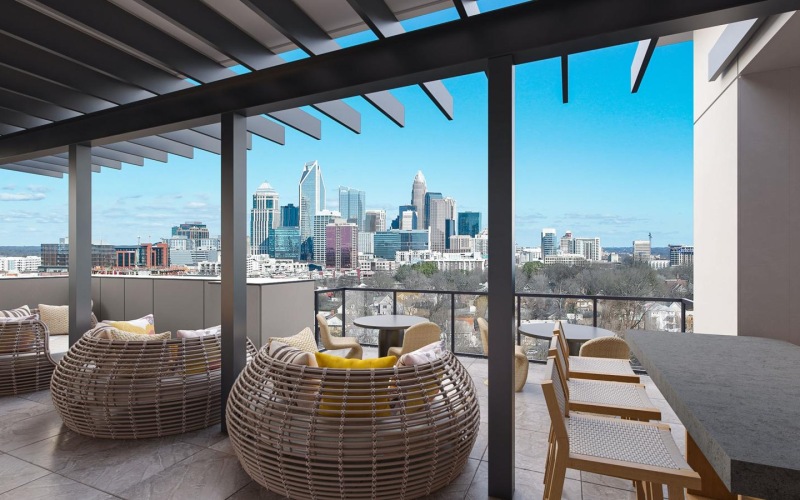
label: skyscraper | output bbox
[313,210,340,265]
[398,205,417,231]
[410,170,426,230]
[299,161,325,261]
[458,212,481,237]
[268,226,301,260]
[560,231,574,254]
[250,182,279,255]
[424,192,442,229]
[365,210,386,232]
[280,203,299,227]
[633,240,652,261]
[325,222,359,270]
[574,237,602,261]
[541,228,557,258]
[338,186,366,230]
[429,197,456,253]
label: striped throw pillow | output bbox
[0,305,31,318]
[269,340,318,367]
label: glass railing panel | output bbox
[395,291,451,346]
[316,289,343,349]
[342,289,395,345]
[452,293,486,356]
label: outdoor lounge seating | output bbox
[478,317,529,391]
[541,357,701,500]
[553,322,639,383]
[0,308,97,396]
[51,329,257,439]
[317,312,363,359]
[387,321,442,357]
[579,335,632,359]
[226,347,480,500]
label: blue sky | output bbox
[0,1,693,248]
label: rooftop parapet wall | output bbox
[0,275,313,347]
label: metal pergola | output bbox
[1,0,798,497]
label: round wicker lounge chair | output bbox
[51,331,257,439]
[579,335,631,359]
[0,309,97,396]
[227,349,480,500]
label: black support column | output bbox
[487,55,516,499]
[68,143,92,346]
[220,112,248,432]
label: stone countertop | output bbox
[626,331,800,500]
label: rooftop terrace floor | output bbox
[0,345,683,500]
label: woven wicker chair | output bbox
[552,322,638,383]
[550,341,660,421]
[0,309,97,396]
[226,349,480,500]
[51,330,257,439]
[541,357,700,500]
[579,335,632,359]
[316,312,362,359]
[477,317,528,392]
[387,321,441,357]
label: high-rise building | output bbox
[41,242,115,269]
[541,228,557,258]
[560,231,574,254]
[250,182,279,255]
[574,237,602,261]
[299,161,325,260]
[633,240,652,261]
[338,186,366,230]
[325,222,359,270]
[449,235,475,253]
[365,210,386,233]
[669,245,694,267]
[313,210,341,265]
[374,230,429,260]
[410,170,426,230]
[268,226,302,260]
[358,232,375,255]
[114,242,170,268]
[280,203,299,227]
[424,192,443,229]
[429,197,456,253]
[458,212,481,237]
[171,222,210,242]
[397,205,417,231]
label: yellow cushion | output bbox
[269,327,318,353]
[107,330,171,342]
[314,353,396,417]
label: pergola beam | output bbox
[346,0,454,119]
[1,0,798,162]
[139,0,361,134]
[454,0,480,19]
[708,18,765,80]
[2,164,63,177]
[243,0,405,126]
[631,38,659,93]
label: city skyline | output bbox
[0,6,693,248]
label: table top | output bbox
[352,314,427,330]
[626,331,800,499]
[518,322,614,341]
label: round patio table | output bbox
[353,314,427,357]
[518,322,614,356]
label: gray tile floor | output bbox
[0,346,684,500]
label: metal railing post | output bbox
[593,297,598,327]
[341,288,347,337]
[393,290,397,315]
[516,295,521,345]
[314,291,319,344]
[681,299,687,333]
[451,292,456,353]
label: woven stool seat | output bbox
[568,414,690,470]
[51,331,257,439]
[226,350,480,500]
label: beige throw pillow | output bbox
[38,304,69,335]
[269,327,318,353]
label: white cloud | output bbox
[186,201,207,209]
[0,193,46,201]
